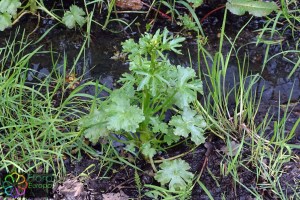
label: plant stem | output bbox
[149,157,158,172]
[153,146,198,163]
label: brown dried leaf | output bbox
[102,190,129,200]
[115,0,143,10]
[56,177,88,199]
[221,141,241,156]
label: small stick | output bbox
[153,146,198,163]
[200,5,226,24]
[141,2,172,21]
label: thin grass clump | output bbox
[0,32,99,177]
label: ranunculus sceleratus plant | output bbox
[79,29,207,191]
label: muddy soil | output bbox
[0,2,299,200]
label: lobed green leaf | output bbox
[0,0,21,15]
[154,159,194,191]
[0,12,12,31]
[169,107,206,145]
[62,5,86,29]
[226,0,278,17]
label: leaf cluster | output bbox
[79,84,144,145]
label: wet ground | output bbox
[0,2,299,199]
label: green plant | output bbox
[79,29,206,190]
[178,14,198,32]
